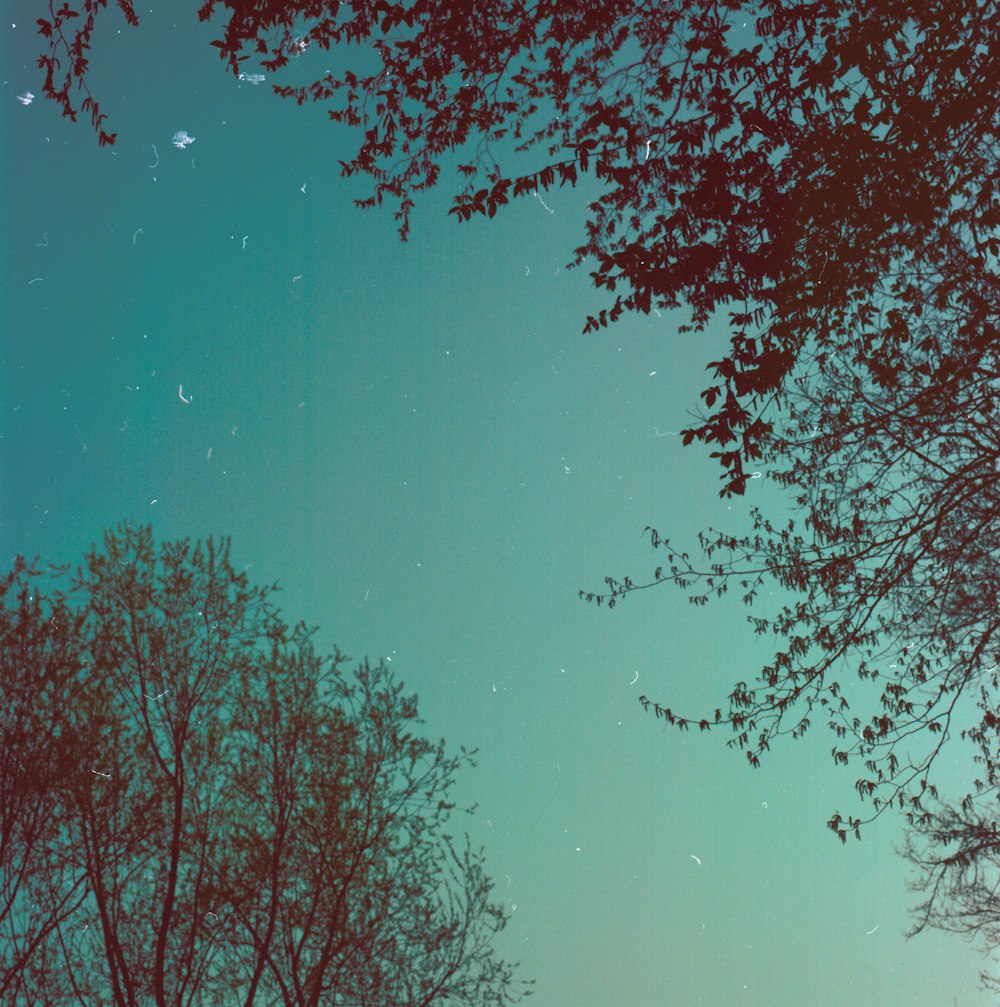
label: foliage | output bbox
[583,244,1000,834]
[1,524,526,1007]
[35,0,1000,494]
[29,0,1000,979]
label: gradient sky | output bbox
[2,5,986,1004]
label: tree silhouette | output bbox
[899,800,1000,992]
[0,557,92,1004]
[1,524,527,1007]
[34,0,999,494]
[29,0,1000,983]
[583,251,1000,826]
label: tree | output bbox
[29,0,1000,979]
[900,801,1000,993]
[35,0,1000,494]
[1,524,527,1007]
[0,557,92,1005]
[582,220,998,833]
[583,256,999,822]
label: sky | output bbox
[1,4,985,1004]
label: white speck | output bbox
[364,589,370,602]
[691,854,701,865]
[649,370,657,376]
[762,801,768,808]
[292,274,302,282]
[150,499,158,505]
[533,189,554,214]
[17,91,34,105]
[132,227,143,245]
[178,385,191,404]
[525,265,530,276]
[171,130,195,149]
[91,770,111,778]
[630,671,639,685]
[300,182,307,193]
[242,235,248,250]
[865,925,879,935]
[28,277,42,285]
[207,447,212,461]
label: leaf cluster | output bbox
[35,1,1000,492]
[583,234,1000,844]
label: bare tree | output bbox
[2,525,527,1007]
[1,558,91,1006]
[901,803,1000,993]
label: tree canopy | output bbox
[36,0,999,494]
[1,525,527,1007]
[587,273,999,825]
[583,235,1000,973]
[29,0,1000,985]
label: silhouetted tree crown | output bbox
[1,524,528,1007]
[36,0,999,494]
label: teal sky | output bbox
[2,5,985,1004]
